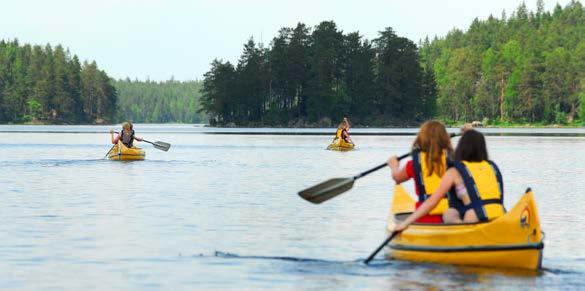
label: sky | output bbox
[0,0,572,81]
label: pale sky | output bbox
[0,0,571,81]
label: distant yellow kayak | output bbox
[386,185,544,270]
[327,138,355,151]
[107,142,145,161]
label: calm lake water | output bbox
[1,124,584,290]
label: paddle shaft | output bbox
[104,144,116,158]
[364,231,400,264]
[355,132,460,180]
[353,152,410,180]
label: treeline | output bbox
[421,0,585,124]
[201,22,436,126]
[113,79,205,123]
[0,39,116,123]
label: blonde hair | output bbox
[337,120,348,130]
[412,120,453,176]
[122,121,133,131]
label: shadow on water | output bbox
[203,251,585,288]
[205,251,562,277]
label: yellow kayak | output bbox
[385,185,544,270]
[326,138,355,151]
[107,142,146,161]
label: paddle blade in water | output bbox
[153,141,171,151]
[298,178,355,204]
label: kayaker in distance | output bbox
[393,130,505,231]
[333,120,353,144]
[110,121,143,148]
[387,120,453,223]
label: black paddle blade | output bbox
[152,141,171,151]
[298,178,355,204]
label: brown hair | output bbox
[454,130,488,162]
[122,121,133,131]
[412,120,453,176]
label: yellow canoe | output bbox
[385,185,544,270]
[107,142,145,161]
[326,138,355,151]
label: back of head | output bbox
[413,120,452,153]
[413,120,452,176]
[454,130,489,162]
[122,121,133,131]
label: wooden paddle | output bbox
[298,152,410,204]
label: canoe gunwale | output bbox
[395,212,493,227]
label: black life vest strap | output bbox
[453,161,488,222]
[411,149,427,202]
[488,160,504,206]
[462,198,502,211]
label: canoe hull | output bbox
[326,138,355,151]
[107,142,145,161]
[386,185,544,270]
[388,245,542,270]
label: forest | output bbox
[200,23,436,126]
[113,78,205,123]
[421,0,585,125]
[0,40,116,124]
[202,1,585,126]
[3,1,585,126]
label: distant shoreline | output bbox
[2,121,585,129]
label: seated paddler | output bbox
[387,120,453,223]
[110,121,143,148]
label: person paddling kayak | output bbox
[110,121,143,148]
[387,120,453,223]
[334,119,352,144]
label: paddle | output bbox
[298,152,410,204]
[114,131,171,152]
[104,144,116,158]
[364,231,400,264]
[298,132,461,204]
[142,139,171,152]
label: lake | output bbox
[1,124,584,289]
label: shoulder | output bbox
[445,167,460,178]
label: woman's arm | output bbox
[394,169,457,231]
[388,156,410,184]
[134,136,143,142]
[110,130,120,144]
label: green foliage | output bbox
[420,1,585,124]
[113,78,204,123]
[0,39,116,124]
[201,21,433,126]
[23,98,42,122]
